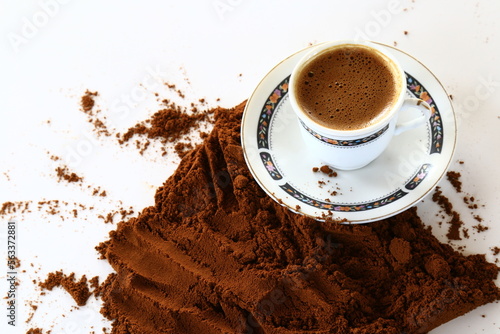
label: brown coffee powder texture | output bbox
[118,100,214,157]
[79,90,112,137]
[432,186,464,240]
[493,247,500,256]
[55,166,83,183]
[97,102,500,334]
[81,90,98,113]
[39,271,92,307]
[26,328,45,334]
[446,171,462,193]
[0,201,31,216]
[318,165,338,177]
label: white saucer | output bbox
[241,43,456,223]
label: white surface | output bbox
[0,1,499,333]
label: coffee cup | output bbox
[289,40,431,170]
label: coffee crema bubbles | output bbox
[294,45,401,131]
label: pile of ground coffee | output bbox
[97,102,500,333]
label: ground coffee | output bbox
[97,102,500,334]
[39,271,92,307]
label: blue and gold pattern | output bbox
[280,183,408,212]
[405,163,432,190]
[259,152,283,180]
[257,76,290,149]
[406,73,443,154]
[299,120,389,147]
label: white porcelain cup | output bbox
[289,40,431,170]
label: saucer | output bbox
[241,43,456,223]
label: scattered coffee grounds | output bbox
[91,118,112,137]
[165,82,186,99]
[318,165,338,177]
[97,207,135,224]
[92,187,107,197]
[0,201,31,216]
[493,247,500,256]
[473,214,484,222]
[8,256,21,269]
[39,271,92,307]
[81,90,98,112]
[463,195,481,210]
[98,212,116,224]
[26,301,39,324]
[1,201,16,215]
[441,172,488,236]
[26,328,45,334]
[35,200,93,220]
[55,166,83,183]
[446,171,462,193]
[118,100,214,157]
[432,186,464,240]
[38,200,61,216]
[79,90,112,137]
[473,223,489,233]
[462,228,470,239]
[96,102,500,334]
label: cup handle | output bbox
[394,98,432,136]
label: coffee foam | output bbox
[295,45,401,131]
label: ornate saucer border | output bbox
[256,73,442,212]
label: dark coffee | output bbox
[294,44,401,131]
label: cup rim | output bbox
[289,40,407,137]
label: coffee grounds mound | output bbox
[39,271,92,306]
[97,102,500,334]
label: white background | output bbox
[1,0,499,333]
